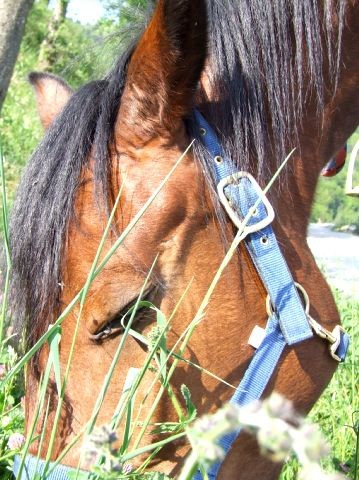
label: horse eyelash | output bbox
[89,287,156,342]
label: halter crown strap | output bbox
[193,109,312,344]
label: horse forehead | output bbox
[116,120,190,158]
[115,130,203,194]
[70,141,208,248]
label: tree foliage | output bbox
[312,131,359,232]
[103,0,155,23]
[0,0,126,194]
[38,0,70,70]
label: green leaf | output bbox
[48,325,62,395]
[181,385,197,422]
[66,472,89,480]
[142,473,172,480]
[155,309,168,381]
[151,422,183,435]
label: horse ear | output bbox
[118,0,207,138]
[29,72,73,129]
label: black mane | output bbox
[191,0,346,184]
[9,46,136,343]
[9,0,345,345]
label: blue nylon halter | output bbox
[191,109,349,479]
[13,111,349,480]
[193,109,313,345]
[13,455,77,480]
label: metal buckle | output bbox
[217,172,275,233]
[266,282,348,362]
[346,139,359,196]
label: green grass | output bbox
[312,292,358,477]
[280,292,359,480]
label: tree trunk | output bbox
[52,0,69,24]
[38,0,70,71]
[0,0,34,113]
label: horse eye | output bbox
[89,288,155,342]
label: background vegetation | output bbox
[312,132,359,232]
[0,0,150,194]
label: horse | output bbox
[8,0,359,478]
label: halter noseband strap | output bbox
[13,454,78,480]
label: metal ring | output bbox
[266,282,310,317]
[214,155,223,164]
[199,127,206,136]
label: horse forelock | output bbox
[8,0,346,347]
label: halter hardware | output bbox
[266,282,349,362]
[310,321,347,363]
[217,172,275,233]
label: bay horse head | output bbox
[9,0,359,478]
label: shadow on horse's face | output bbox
[12,0,359,478]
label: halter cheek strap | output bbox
[193,109,313,345]
[192,109,349,480]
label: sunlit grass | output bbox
[280,292,359,480]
